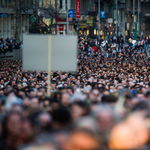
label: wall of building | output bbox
[0,49,22,60]
[0,14,29,40]
[1,0,150,39]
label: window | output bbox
[135,0,138,9]
[52,0,55,8]
[127,0,132,8]
[44,0,50,8]
[39,0,43,7]
[65,0,67,9]
[120,0,125,3]
[5,0,8,6]
[27,0,33,7]
[81,0,86,11]
[60,0,62,9]
[2,0,5,7]
[70,0,75,9]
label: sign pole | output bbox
[47,36,52,97]
[98,0,100,40]
[138,0,140,36]
[116,0,118,36]
[66,0,69,34]
[133,0,135,39]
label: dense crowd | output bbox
[0,37,22,54]
[0,35,150,150]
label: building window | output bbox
[5,0,8,6]
[65,0,67,9]
[2,0,5,7]
[39,0,43,7]
[81,0,86,11]
[70,0,75,9]
[52,0,55,8]
[44,0,50,8]
[60,0,62,9]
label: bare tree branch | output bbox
[5,0,64,37]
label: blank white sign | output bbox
[23,34,77,72]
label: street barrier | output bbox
[0,49,22,60]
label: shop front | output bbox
[55,17,74,35]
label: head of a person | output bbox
[30,97,39,108]
[51,82,56,91]
[66,129,99,150]
[61,92,70,108]
[1,111,22,138]
[144,90,150,100]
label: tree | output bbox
[21,0,61,34]
[5,0,62,41]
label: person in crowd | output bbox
[0,35,150,150]
[0,37,22,54]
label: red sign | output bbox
[76,0,80,18]
[59,25,64,31]
[55,16,66,22]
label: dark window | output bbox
[65,0,67,9]
[81,0,86,11]
[2,0,5,7]
[60,0,62,9]
[70,0,75,9]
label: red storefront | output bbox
[55,16,74,35]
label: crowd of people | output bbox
[0,35,150,150]
[0,37,22,55]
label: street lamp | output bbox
[98,0,100,40]
[87,0,95,37]
[138,0,140,36]
[116,0,118,36]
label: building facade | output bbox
[0,0,57,40]
[117,0,150,38]
[0,0,150,40]
[0,0,32,41]
[55,0,74,35]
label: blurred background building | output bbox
[0,0,150,41]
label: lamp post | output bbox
[98,0,100,40]
[116,0,118,36]
[133,0,135,38]
[138,0,140,36]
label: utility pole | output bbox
[66,0,68,34]
[138,0,140,36]
[14,0,21,41]
[133,0,135,38]
[98,0,100,40]
[116,0,118,36]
